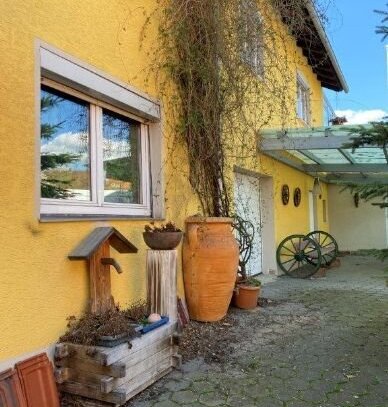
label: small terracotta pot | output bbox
[233,285,260,310]
[143,231,183,250]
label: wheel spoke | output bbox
[321,243,334,249]
[282,245,296,255]
[281,257,297,265]
[324,253,335,262]
[301,257,313,269]
[286,259,298,272]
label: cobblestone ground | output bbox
[131,255,388,407]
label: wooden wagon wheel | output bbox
[276,234,322,278]
[306,230,338,267]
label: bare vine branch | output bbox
[143,0,331,220]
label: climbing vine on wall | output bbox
[141,0,331,218]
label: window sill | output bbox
[40,214,164,223]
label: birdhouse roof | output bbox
[68,227,138,260]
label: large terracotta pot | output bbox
[183,217,239,322]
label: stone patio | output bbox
[129,255,388,407]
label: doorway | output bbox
[308,191,317,232]
[234,172,263,275]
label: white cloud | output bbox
[41,132,88,155]
[42,132,131,162]
[335,109,388,125]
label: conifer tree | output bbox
[375,5,388,39]
[342,6,388,207]
[40,94,79,199]
[343,120,388,207]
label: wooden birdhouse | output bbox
[68,227,138,314]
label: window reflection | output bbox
[40,86,90,200]
[102,110,141,204]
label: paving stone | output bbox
[191,380,215,393]
[153,400,178,407]
[164,380,191,392]
[171,390,198,404]
[285,401,315,407]
[157,392,172,402]
[250,397,283,407]
[225,394,256,406]
[129,256,388,407]
[198,391,227,406]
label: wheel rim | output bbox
[276,234,322,278]
[306,231,338,266]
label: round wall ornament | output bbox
[281,184,290,205]
[293,187,301,207]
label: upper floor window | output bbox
[240,0,264,76]
[296,73,310,124]
[40,79,150,217]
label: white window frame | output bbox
[296,73,311,124]
[37,42,163,219]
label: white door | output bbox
[234,173,262,275]
[308,191,317,232]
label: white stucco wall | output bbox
[328,185,388,251]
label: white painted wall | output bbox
[328,185,388,251]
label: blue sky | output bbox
[324,0,388,123]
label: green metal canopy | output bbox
[258,125,388,184]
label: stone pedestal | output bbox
[147,250,177,322]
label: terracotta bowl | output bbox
[143,231,183,250]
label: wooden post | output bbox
[146,250,177,321]
[88,242,114,313]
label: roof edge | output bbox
[304,0,349,93]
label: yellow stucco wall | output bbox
[0,0,330,362]
[0,0,174,361]
[261,156,329,244]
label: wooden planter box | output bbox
[55,321,180,406]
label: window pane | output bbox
[102,110,141,204]
[240,0,264,75]
[40,85,91,200]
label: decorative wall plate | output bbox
[281,184,290,205]
[293,187,301,207]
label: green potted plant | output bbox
[231,215,261,309]
[143,221,183,250]
[233,276,261,310]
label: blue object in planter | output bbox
[141,316,169,334]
